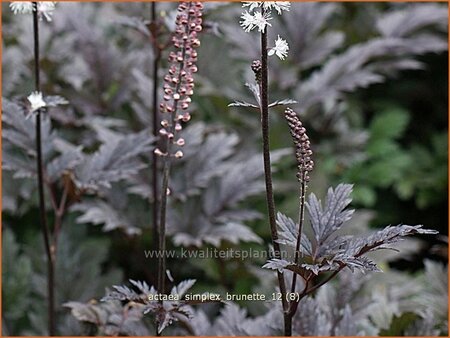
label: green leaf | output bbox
[366,139,399,157]
[2,228,33,321]
[379,312,420,336]
[370,108,410,140]
[352,185,376,206]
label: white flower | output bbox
[252,11,273,32]
[268,35,289,60]
[9,1,56,22]
[240,11,255,32]
[27,91,47,112]
[262,2,290,15]
[242,1,290,15]
[240,10,272,33]
[37,2,56,22]
[242,1,261,12]
[10,2,34,15]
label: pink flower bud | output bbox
[182,113,191,122]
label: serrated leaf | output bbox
[73,200,141,235]
[376,4,448,38]
[170,279,196,297]
[283,3,344,69]
[73,129,153,190]
[297,33,447,112]
[268,99,298,108]
[44,95,69,107]
[2,98,55,159]
[46,143,84,182]
[307,184,354,245]
[101,278,196,334]
[175,130,239,197]
[246,82,261,107]
[262,258,293,273]
[169,145,287,248]
[276,212,312,255]
[228,100,258,108]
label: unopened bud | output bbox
[182,113,191,122]
[154,148,166,157]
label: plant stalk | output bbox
[285,181,307,334]
[156,4,195,335]
[33,4,56,335]
[157,155,171,295]
[156,149,171,337]
[260,24,289,335]
[151,1,160,253]
[284,316,292,336]
[290,181,306,294]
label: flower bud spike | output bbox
[284,108,314,183]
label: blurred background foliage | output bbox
[2,2,448,336]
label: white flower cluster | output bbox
[268,35,289,60]
[243,1,290,15]
[240,2,290,60]
[10,2,56,22]
[240,10,272,33]
[27,91,46,112]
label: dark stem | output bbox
[157,157,170,295]
[151,0,160,253]
[51,181,70,252]
[285,181,307,326]
[287,275,310,320]
[155,4,195,335]
[156,155,171,337]
[260,24,289,335]
[290,181,306,294]
[216,256,233,292]
[284,315,292,336]
[33,4,56,335]
[150,4,161,333]
[304,269,341,295]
